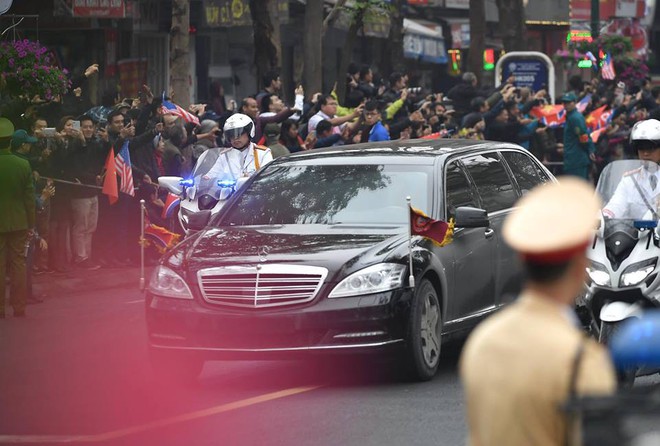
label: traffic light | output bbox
[483,49,495,71]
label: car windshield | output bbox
[599,159,660,221]
[219,163,432,226]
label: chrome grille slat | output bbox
[198,265,328,309]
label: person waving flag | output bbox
[115,139,135,196]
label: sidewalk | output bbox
[33,264,152,299]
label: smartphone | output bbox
[42,128,57,137]
[72,120,81,131]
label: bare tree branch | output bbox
[322,0,349,36]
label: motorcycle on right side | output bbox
[582,159,660,387]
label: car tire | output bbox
[403,279,442,381]
[149,346,205,384]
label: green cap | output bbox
[560,93,577,103]
[11,129,38,149]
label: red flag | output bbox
[590,127,608,143]
[530,105,566,127]
[161,192,181,219]
[410,206,454,247]
[144,223,181,253]
[102,147,118,205]
[586,105,607,131]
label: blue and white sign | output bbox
[502,59,548,92]
[495,52,556,102]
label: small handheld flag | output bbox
[160,93,201,126]
[162,192,181,219]
[115,140,135,196]
[102,147,118,205]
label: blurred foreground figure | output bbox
[460,177,616,446]
[0,118,36,318]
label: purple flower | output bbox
[8,58,14,67]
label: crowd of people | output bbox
[2,59,660,312]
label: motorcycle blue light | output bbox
[610,311,660,369]
[217,180,236,188]
[633,220,657,229]
[179,179,194,187]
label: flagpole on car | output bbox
[140,199,146,291]
[406,196,415,289]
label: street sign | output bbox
[495,51,556,103]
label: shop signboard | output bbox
[204,0,288,27]
[66,0,126,18]
[118,59,147,98]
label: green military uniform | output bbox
[0,118,36,317]
[562,93,596,179]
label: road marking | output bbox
[126,299,144,304]
[0,385,321,443]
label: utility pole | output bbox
[591,0,600,40]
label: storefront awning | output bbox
[403,18,448,64]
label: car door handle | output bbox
[484,228,495,239]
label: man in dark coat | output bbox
[0,118,36,318]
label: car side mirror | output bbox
[186,210,212,231]
[454,206,490,228]
[158,176,184,196]
[610,310,660,369]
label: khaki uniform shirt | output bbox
[460,291,616,446]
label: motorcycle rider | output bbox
[603,118,660,220]
[203,113,273,182]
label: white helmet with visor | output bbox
[223,113,254,147]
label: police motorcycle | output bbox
[158,113,260,234]
[563,312,660,446]
[582,159,660,386]
[159,147,246,234]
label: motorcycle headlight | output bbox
[620,259,657,287]
[328,263,406,298]
[586,261,610,287]
[148,265,193,299]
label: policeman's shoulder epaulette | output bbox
[254,144,269,151]
[624,167,643,176]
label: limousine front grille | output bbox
[198,265,328,308]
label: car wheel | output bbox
[149,346,205,384]
[403,279,442,381]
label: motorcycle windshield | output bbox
[189,148,240,200]
[598,160,660,223]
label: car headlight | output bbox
[148,265,193,299]
[620,259,657,287]
[586,261,610,287]
[328,263,406,298]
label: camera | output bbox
[407,87,422,94]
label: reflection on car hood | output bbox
[185,225,408,274]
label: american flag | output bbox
[160,99,200,125]
[601,52,616,80]
[576,94,591,114]
[115,140,135,196]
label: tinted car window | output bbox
[445,161,479,218]
[221,164,432,226]
[463,153,517,213]
[502,151,550,194]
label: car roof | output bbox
[273,139,526,166]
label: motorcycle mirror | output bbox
[610,310,660,369]
[158,176,184,196]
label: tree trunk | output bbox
[335,7,365,103]
[384,0,404,77]
[250,0,281,90]
[170,0,191,107]
[468,0,486,84]
[303,0,323,100]
[495,0,526,52]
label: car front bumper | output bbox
[146,288,413,360]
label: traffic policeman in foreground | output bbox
[603,118,660,220]
[459,177,616,446]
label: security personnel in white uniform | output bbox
[222,113,273,177]
[603,119,660,220]
[460,178,616,446]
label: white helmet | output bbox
[223,113,254,145]
[630,119,660,151]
